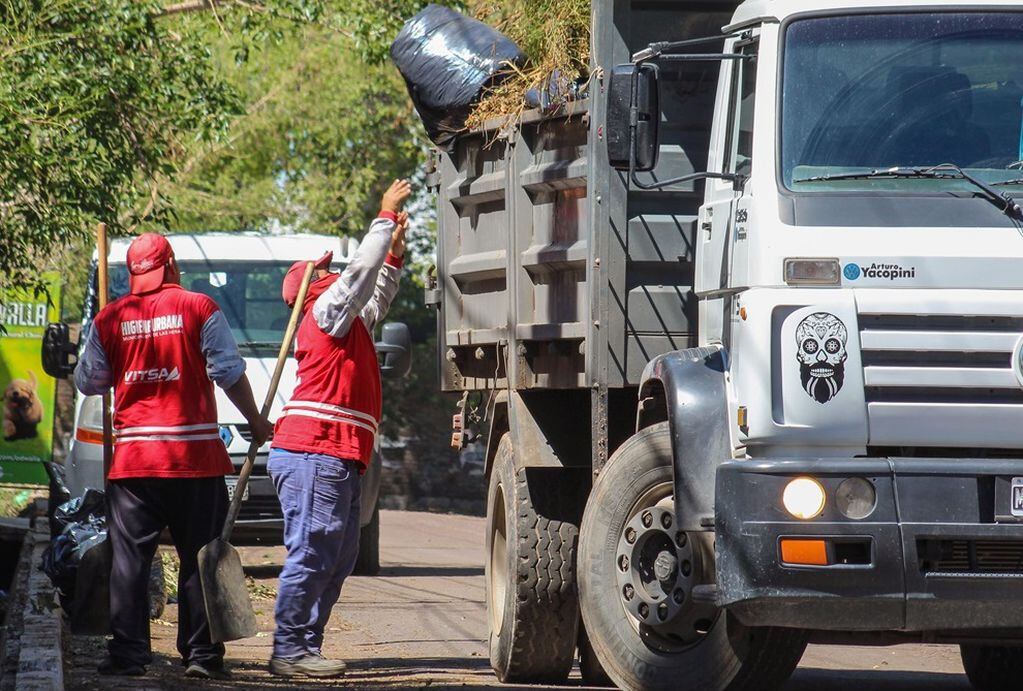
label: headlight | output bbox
[782,477,826,519]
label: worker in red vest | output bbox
[74,233,272,680]
[266,179,411,678]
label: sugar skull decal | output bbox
[795,312,848,404]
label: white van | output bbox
[43,232,411,574]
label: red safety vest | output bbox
[93,284,232,479]
[271,274,381,468]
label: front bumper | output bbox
[716,457,1023,633]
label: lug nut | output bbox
[625,527,637,544]
[623,584,635,601]
[681,560,692,577]
[658,603,669,621]
[675,531,687,548]
[618,554,630,572]
[639,603,650,619]
[642,511,653,528]
[660,513,673,529]
[673,589,685,604]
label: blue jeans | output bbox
[267,449,362,659]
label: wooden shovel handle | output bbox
[220,261,315,541]
[97,223,113,481]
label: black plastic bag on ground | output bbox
[41,488,107,600]
[391,4,525,148]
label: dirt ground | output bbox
[66,510,973,690]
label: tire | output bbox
[962,645,1023,690]
[578,423,806,691]
[352,505,380,576]
[148,554,167,620]
[485,433,579,683]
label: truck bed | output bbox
[431,1,739,397]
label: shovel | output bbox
[198,261,315,643]
[70,222,114,635]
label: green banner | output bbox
[0,274,61,485]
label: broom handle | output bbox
[97,223,113,481]
[220,261,315,541]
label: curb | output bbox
[2,521,64,691]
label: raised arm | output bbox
[359,211,408,332]
[312,179,412,339]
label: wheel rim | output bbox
[614,481,720,653]
[489,480,508,634]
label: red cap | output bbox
[282,251,333,307]
[126,233,174,295]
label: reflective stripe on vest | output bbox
[281,400,378,434]
[116,423,220,443]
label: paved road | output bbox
[68,510,973,689]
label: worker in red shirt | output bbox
[266,179,411,678]
[74,233,272,680]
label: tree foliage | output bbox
[0,0,240,293]
[151,22,424,240]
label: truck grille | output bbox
[919,538,1023,575]
[856,298,1023,449]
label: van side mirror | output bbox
[376,322,412,379]
[607,63,660,172]
[41,322,78,379]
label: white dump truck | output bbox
[429,0,1023,688]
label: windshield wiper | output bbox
[795,164,1023,220]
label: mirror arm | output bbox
[630,171,741,191]
[632,33,742,62]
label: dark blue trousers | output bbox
[267,449,362,659]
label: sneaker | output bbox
[185,660,232,680]
[269,653,347,678]
[98,657,146,676]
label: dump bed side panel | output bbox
[435,1,739,396]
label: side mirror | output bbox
[41,322,78,380]
[376,322,412,379]
[607,63,660,172]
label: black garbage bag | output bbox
[391,4,525,148]
[41,488,107,600]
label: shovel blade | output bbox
[197,538,257,642]
[70,539,112,635]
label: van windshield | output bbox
[782,13,1023,192]
[102,261,297,353]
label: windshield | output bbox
[99,261,296,353]
[782,13,1023,192]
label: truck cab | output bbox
[44,232,411,572]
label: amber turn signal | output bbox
[780,538,829,566]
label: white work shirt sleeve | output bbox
[312,215,397,339]
[201,310,246,389]
[359,260,402,333]
[73,325,113,396]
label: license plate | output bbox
[225,478,249,502]
[1012,477,1023,517]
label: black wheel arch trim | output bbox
[637,345,732,532]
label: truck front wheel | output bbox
[962,644,1023,690]
[578,422,806,691]
[485,433,579,683]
